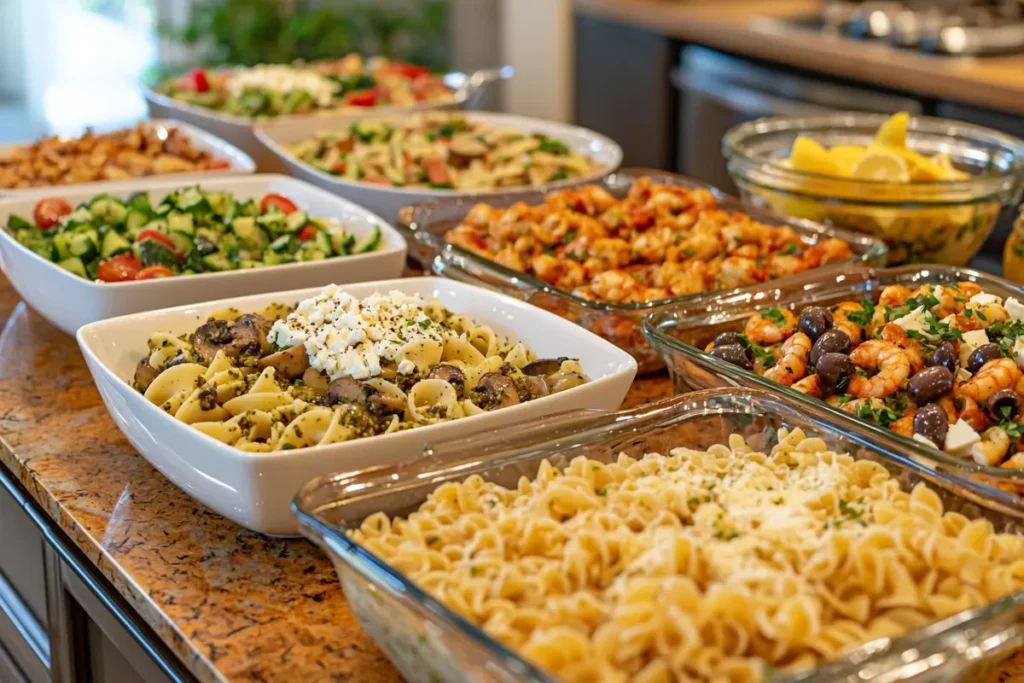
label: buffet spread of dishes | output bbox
[4,51,1024,683]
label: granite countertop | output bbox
[0,273,1021,682]
[574,0,1024,115]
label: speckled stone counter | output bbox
[0,274,1020,683]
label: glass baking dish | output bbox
[643,264,1024,510]
[294,388,1024,683]
[400,168,889,374]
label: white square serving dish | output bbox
[76,277,639,535]
[0,174,407,335]
[0,118,256,197]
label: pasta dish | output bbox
[354,428,1024,682]
[132,286,588,451]
[286,112,600,189]
[444,177,856,304]
[708,281,1024,470]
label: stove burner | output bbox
[821,0,1024,54]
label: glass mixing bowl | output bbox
[724,113,1024,265]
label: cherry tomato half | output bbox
[33,198,73,231]
[296,225,318,242]
[96,253,142,282]
[136,265,175,280]
[189,68,210,93]
[387,61,431,79]
[344,90,377,107]
[208,158,231,170]
[260,193,299,214]
[136,229,180,256]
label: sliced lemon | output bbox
[789,136,841,177]
[851,148,910,182]
[828,144,868,175]
[874,112,910,148]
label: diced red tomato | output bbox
[424,159,451,186]
[136,229,180,256]
[296,225,318,242]
[208,158,231,170]
[344,90,377,107]
[33,198,73,231]
[96,253,142,282]
[386,61,431,79]
[629,208,655,230]
[136,265,175,280]
[260,193,299,214]
[362,175,392,186]
[188,68,210,93]
[331,162,347,174]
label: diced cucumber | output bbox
[58,256,87,279]
[310,228,333,255]
[134,219,168,240]
[154,203,173,216]
[125,210,149,235]
[237,199,259,217]
[285,210,308,233]
[127,191,153,215]
[238,260,266,269]
[181,250,205,273]
[205,191,235,218]
[352,226,381,254]
[256,211,287,234]
[193,232,219,255]
[136,239,179,269]
[7,214,32,231]
[299,249,327,262]
[53,232,74,260]
[231,216,268,253]
[269,234,297,254]
[220,233,239,260]
[62,207,93,229]
[167,211,195,235]
[174,187,208,214]
[168,232,194,254]
[68,230,98,262]
[263,251,296,266]
[89,195,128,225]
[331,231,355,255]
[100,229,132,259]
[17,230,53,260]
[202,252,233,271]
[353,119,388,142]
[85,259,99,280]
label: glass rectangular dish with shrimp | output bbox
[295,388,1024,683]
[402,168,889,374]
[644,265,1024,509]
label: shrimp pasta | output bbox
[444,177,856,304]
[708,281,1024,469]
[354,428,1024,682]
[132,286,589,452]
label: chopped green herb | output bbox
[762,307,787,327]
[781,242,799,255]
[845,300,876,327]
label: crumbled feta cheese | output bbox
[956,367,972,383]
[1013,337,1024,370]
[945,419,980,456]
[959,329,990,367]
[892,306,935,340]
[1007,297,1024,322]
[226,65,339,107]
[268,286,448,380]
[912,433,937,449]
[969,292,1002,307]
[397,359,417,375]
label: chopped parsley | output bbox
[887,294,939,322]
[737,333,777,369]
[561,230,578,245]
[845,300,876,327]
[856,400,901,428]
[762,307,787,327]
[1000,418,1022,442]
[781,242,799,255]
[838,498,864,519]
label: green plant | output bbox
[161,0,448,73]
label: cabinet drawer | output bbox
[0,487,48,627]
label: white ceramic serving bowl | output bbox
[253,111,624,223]
[76,276,638,535]
[0,174,407,335]
[144,69,507,172]
[0,119,256,198]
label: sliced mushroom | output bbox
[427,364,466,394]
[328,376,365,405]
[257,344,309,380]
[522,358,568,377]
[379,362,398,381]
[165,354,189,370]
[191,313,272,363]
[191,319,235,363]
[366,388,406,417]
[473,373,520,410]
[230,314,272,356]
[548,372,587,394]
[133,358,160,392]
[302,367,330,395]
[448,134,489,165]
[520,375,549,399]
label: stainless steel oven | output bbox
[672,46,923,193]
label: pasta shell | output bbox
[144,363,207,406]
[277,408,334,450]
[407,378,458,423]
[222,391,293,416]
[442,337,486,366]
[398,339,443,373]
[173,386,231,425]
[191,420,244,445]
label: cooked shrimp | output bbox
[879,285,913,308]
[801,238,853,268]
[912,284,963,318]
[847,340,911,399]
[970,426,1010,466]
[744,308,797,345]
[957,281,984,299]
[958,397,990,433]
[957,301,1010,331]
[587,270,639,302]
[1002,452,1024,469]
[890,412,916,437]
[832,302,866,345]
[835,397,887,416]
[937,395,960,424]
[880,323,925,373]
[957,358,1022,404]
[764,332,811,386]
[791,374,823,398]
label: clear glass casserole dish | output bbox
[399,168,889,375]
[643,264,1024,511]
[724,113,1024,266]
[294,388,1024,683]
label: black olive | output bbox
[967,343,1003,374]
[708,344,753,370]
[907,366,955,405]
[815,352,853,389]
[798,306,833,341]
[713,332,744,348]
[809,328,851,368]
[913,403,949,449]
[987,388,1022,421]
[927,341,959,375]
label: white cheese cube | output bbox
[969,292,1002,307]
[893,306,932,339]
[397,359,417,375]
[945,419,981,456]
[959,329,990,367]
[1013,337,1024,370]
[912,433,937,449]
[956,367,972,383]
[1007,297,1024,323]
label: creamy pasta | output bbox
[132,288,589,452]
[354,428,1024,682]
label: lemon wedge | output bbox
[851,148,910,182]
[789,136,841,176]
[874,112,910,148]
[828,144,868,174]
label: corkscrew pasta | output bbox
[353,428,1024,683]
[132,288,589,452]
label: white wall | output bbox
[499,0,572,122]
[0,0,26,99]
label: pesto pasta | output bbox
[132,287,589,452]
[353,428,1024,682]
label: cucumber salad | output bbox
[7,189,382,282]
